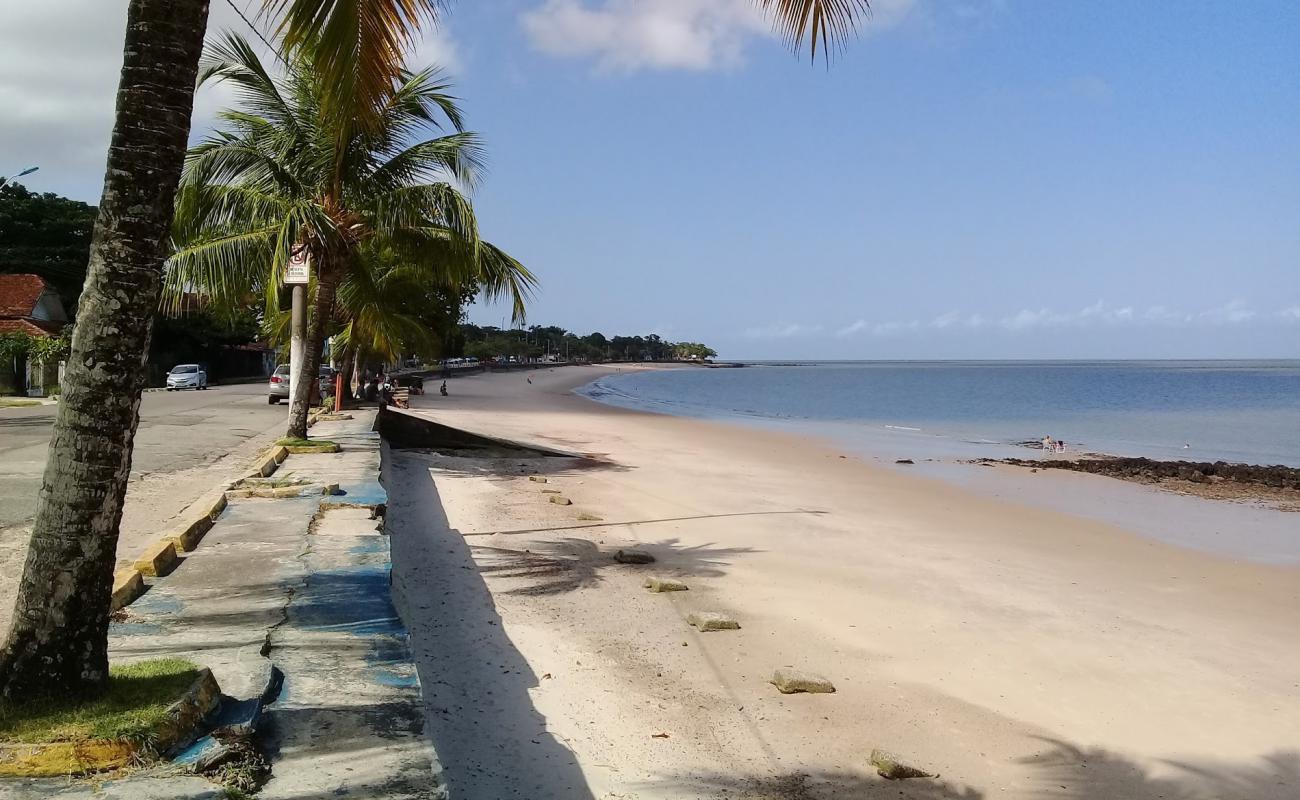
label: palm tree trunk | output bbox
[0,0,210,700]
[286,266,338,439]
[337,345,357,408]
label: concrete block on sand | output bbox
[549,495,572,506]
[614,548,655,564]
[134,539,179,577]
[870,748,934,780]
[321,482,341,495]
[577,512,604,521]
[541,488,561,494]
[529,475,548,483]
[643,577,688,593]
[110,568,145,611]
[770,669,835,694]
[687,611,740,631]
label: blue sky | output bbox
[6,1,1298,358]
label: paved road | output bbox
[0,382,283,530]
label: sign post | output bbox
[285,247,311,413]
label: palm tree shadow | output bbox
[471,536,758,597]
[1019,738,1300,800]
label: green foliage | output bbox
[454,325,716,363]
[0,183,96,312]
[0,331,69,365]
[166,33,534,334]
[0,658,199,744]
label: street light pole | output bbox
[0,166,39,189]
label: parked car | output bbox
[269,364,335,404]
[267,364,290,404]
[166,364,207,391]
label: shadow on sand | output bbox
[385,449,597,800]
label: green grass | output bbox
[0,658,199,744]
[0,398,41,408]
[275,437,338,448]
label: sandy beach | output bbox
[382,364,1300,799]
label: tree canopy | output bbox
[0,183,97,311]
[458,323,716,363]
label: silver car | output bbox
[268,364,291,404]
[269,364,335,404]
[166,364,207,391]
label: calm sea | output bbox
[579,360,1300,468]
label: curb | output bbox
[111,568,145,611]
[116,443,281,615]
[0,668,221,777]
[250,445,289,479]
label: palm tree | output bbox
[0,0,212,700]
[1,0,868,700]
[167,32,532,439]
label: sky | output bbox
[3,0,1298,359]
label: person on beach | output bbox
[440,380,448,397]
[1042,435,1054,455]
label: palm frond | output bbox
[263,0,445,122]
[755,0,871,61]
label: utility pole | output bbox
[285,245,311,411]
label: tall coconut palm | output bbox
[2,0,868,700]
[0,0,211,700]
[167,32,531,439]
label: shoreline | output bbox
[386,364,1300,799]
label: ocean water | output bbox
[579,361,1300,468]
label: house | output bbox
[0,274,68,395]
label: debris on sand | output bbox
[770,669,835,694]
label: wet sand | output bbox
[383,364,1300,799]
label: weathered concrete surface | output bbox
[110,568,145,611]
[110,495,312,701]
[133,540,179,577]
[259,416,444,799]
[0,775,224,799]
[0,383,287,634]
[3,411,438,799]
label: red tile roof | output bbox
[0,318,62,337]
[0,274,50,318]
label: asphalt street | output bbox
[0,382,284,531]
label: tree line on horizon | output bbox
[454,324,717,363]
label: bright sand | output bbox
[383,365,1300,800]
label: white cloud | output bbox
[836,320,868,337]
[1,2,459,201]
[1198,299,1255,325]
[1279,306,1300,322]
[1000,301,1143,331]
[521,0,768,72]
[929,311,984,329]
[837,318,922,337]
[520,0,917,73]
[743,322,823,339]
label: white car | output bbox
[166,364,207,391]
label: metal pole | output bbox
[289,284,306,406]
